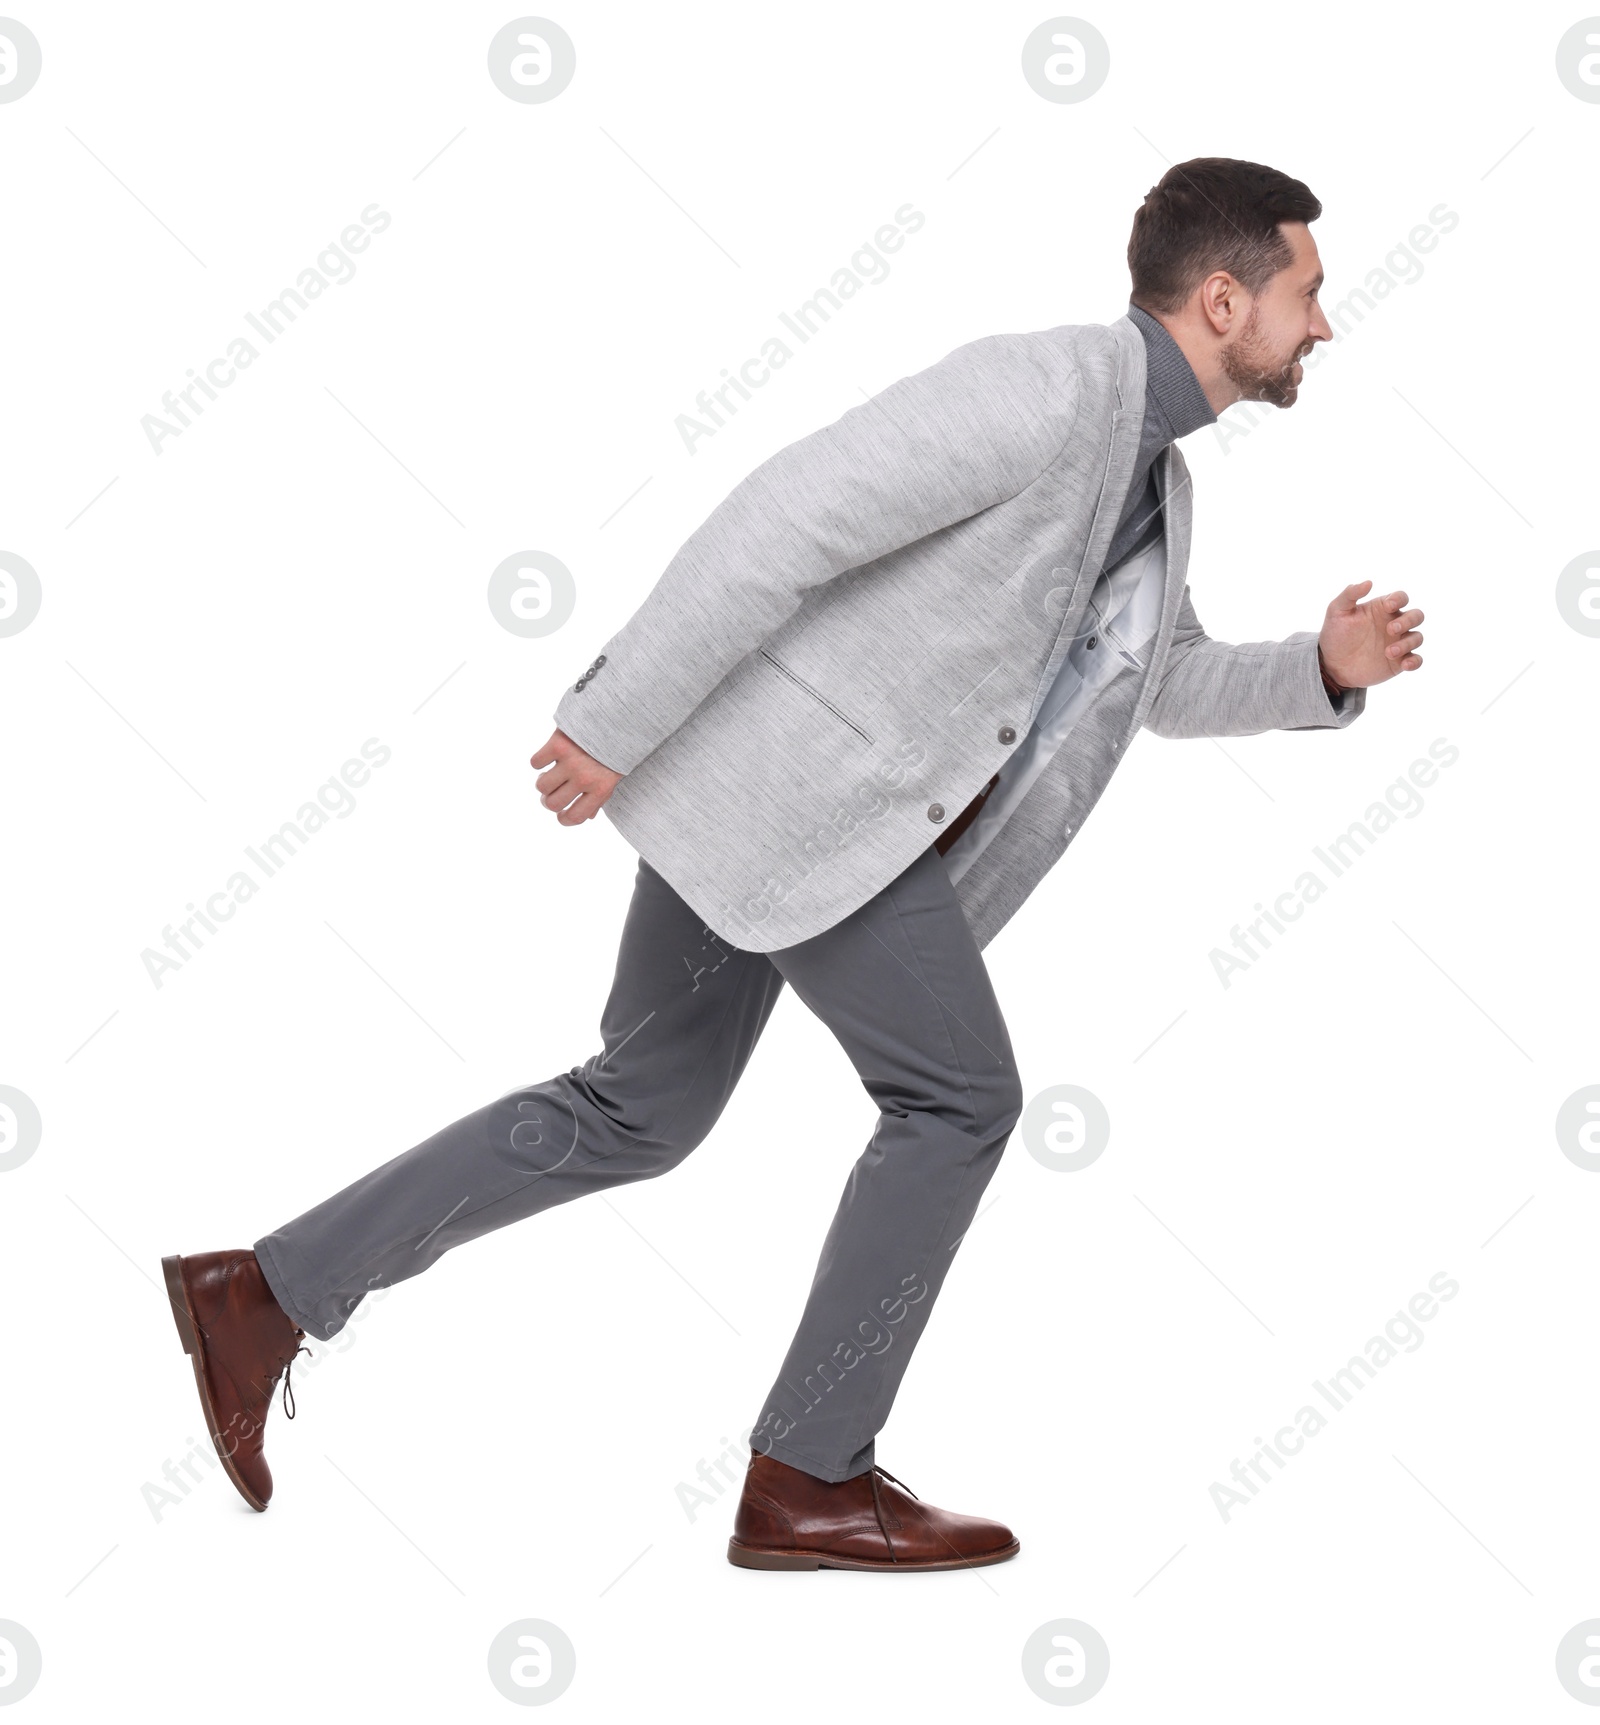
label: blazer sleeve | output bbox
[1141,584,1366,738]
[553,335,1082,775]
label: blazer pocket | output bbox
[757,647,875,744]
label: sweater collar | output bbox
[1126,302,1217,439]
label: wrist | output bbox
[1317,643,1346,697]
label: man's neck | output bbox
[1125,302,1217,435]
[1128,300,1245,417]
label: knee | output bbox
[581,1099,707,1179]
[609,1074,746,1175]
[627,1130,700,1179]
[626,1092,723,1172]
[973,1066,1025,1144]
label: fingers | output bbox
[529,732,566,770]
[530,729,617,825]
[1388,607,1424,635]
[1380,589,1409,613]
[1400,652,1423,671]
[1386,630,1423,659]
[556,792,600,825]
[1330,579,1373,613]
[546,779,597,817]
[538,763,610,819]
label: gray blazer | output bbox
[554,313,1363,953]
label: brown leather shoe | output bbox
[728,1452,1019,1571]
[161,1250,309,1512]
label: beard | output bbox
[1220,304,1314,408]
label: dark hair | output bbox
[1127,158,1321,314]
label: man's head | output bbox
[1127,157,1333,413]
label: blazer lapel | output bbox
[1120,440,1193,746]
[1024,315,1147,727]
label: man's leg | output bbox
[254,856,787,1339]
[749,840,1024,1483]
[164,854,785,1511]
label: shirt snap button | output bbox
[927,803,946,823]
[998,724,1017,745]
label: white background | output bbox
[2,1,1596,1718]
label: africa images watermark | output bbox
[1210,737,1459,988]
[142,1281,389,1522]
[675,202,926,455]
[716,730,930,942]
[140,738,391,988]
[671,1264,947,1519]
[141,202,392,455]
[1209,1270,1460,1523]
[1214,201,1460,454]
[674,1426,757,1524]
[748,1269,931,1460]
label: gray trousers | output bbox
[254,842,1023,1482]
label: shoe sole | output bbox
[726,1537,1020,1572]
[160,1254,269,1513]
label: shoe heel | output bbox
[161,1256,198,1355]
[726,1541,821,1571]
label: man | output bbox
[162,158,1423,1572]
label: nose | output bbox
[1308,301,1333,344]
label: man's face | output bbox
[1219,221,1332,408]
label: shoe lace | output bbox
[867,1464,918,1563]
[274,1335,311,1420]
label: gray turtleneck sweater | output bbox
[1105,302,1218,568]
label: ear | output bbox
[1196,268,1244,336]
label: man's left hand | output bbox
[1318,580,1424,690]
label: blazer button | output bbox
[927,803,946,823]
[998,724,1017,745]
[1086,633,1099,650]
[594,655,606,667]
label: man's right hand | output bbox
[529,729,623,825]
